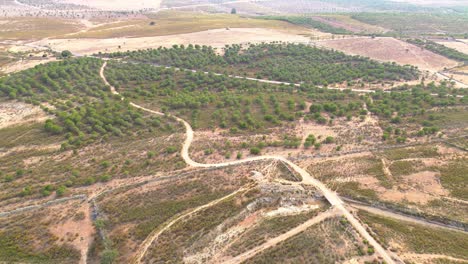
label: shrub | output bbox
[101,161,110,168]
[147,151,155,159]
[56,185,67,196]
[166,146,177,154]
[4,175,13,182]
[324,136,335,144]
[250,147,261,155]
[101,249,118,264]
[100,174,111,182]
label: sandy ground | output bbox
[32,27,311,55]
[316,37,459,72]
[0,101,49,129]
[49,202,95,264]
[445,72,468,85]
[1,57,56,74]
[435,40,468,55]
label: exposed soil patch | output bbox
[0,101,49,129]
[317,37,458,72]
[2,57,56,74]
[435,40,468,55]
[33,28,312,55]
[49,202,95,264]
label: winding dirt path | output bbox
[100,61,398,264]
[223,207,341,264]
[133,185,253,264]
[349,203,467,234]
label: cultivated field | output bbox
[33,27,312,55]
[435,40,468,55]
[310,14,388,34]
[317,37,459,72]
[68,11,317,39]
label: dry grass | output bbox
[358,210,468,260]
[243,217,365,264]
[316,37,458,72]
[68,11,314,39]
[0,17,83,40]
[311,14,387,34]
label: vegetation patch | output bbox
[260,16,353,34]
[407,39,468,63]
[359,210,468,259]
[226,208,325,256]
[100,43,420,86]
[438,158,468,200]
[143,188,259,263]
[243,217,363,264]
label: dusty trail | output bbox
[224,207,341,264]
[100,62,398,264]
[401,253,468,263]
[349,203,468,234]
[133,185,254,264]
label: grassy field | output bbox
[70,11,312,39]
[311,14,387,34]
[358,210,468,259]
[0,17,83,40]
[0,200,83,263]
[351,13,468,36]
[439,158,468,200]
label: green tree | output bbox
[61,50,73,58]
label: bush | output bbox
[250,147,261,155]
[56,185,67,196]
[166,146,177,154]
[4,175,13,182]
[101,249,118,264]
[147,151,155,159]
[100,174,111,182]
[324,136,335,144]
[101,161,110,168]
[61,50,73,58]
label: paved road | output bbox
[100,62,398,264]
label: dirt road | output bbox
[349,203,467,233]
[224,207,341,264]
[133,185,253,264]
[100,62,398,264]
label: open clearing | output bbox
[311,14,388,34]
[33,27,312,55]
[68,11,318,39]
[316,37,459,72]
[0,17,84,40]
[0,101,49,129]
[57,0,162,10]
[435,40,468,55]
